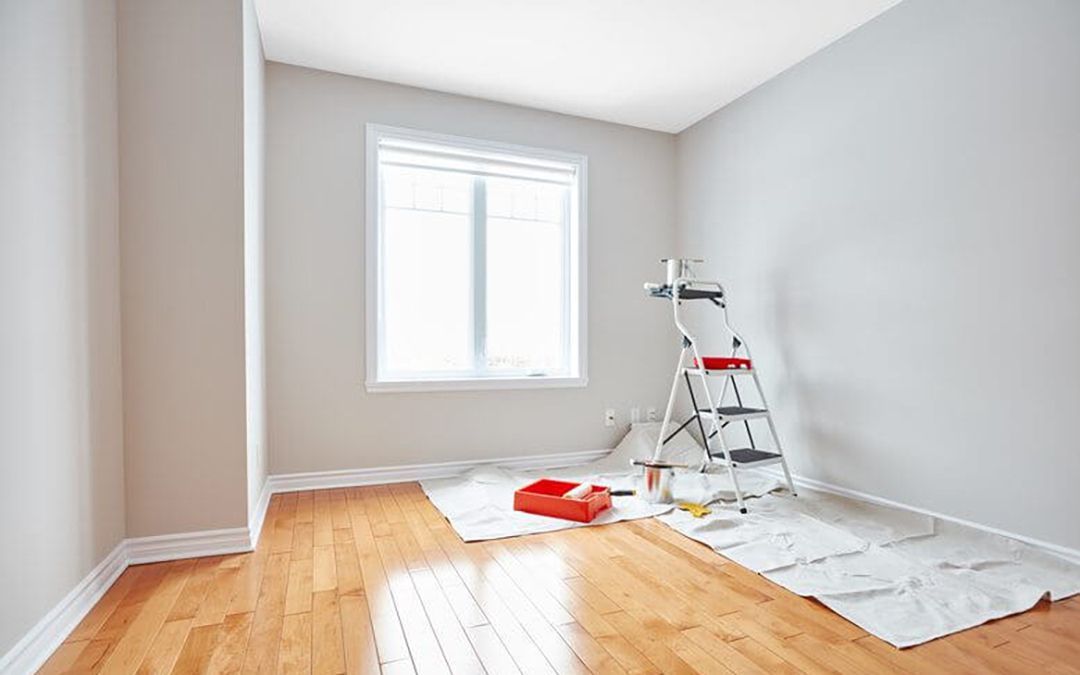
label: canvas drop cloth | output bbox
[419,422,780,542]
[421,423,1080,647]
[659,483,1080,647]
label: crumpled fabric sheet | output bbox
[658,489,933,573]
[660,491,1080,647]
[421,424,1080,647]
[420,422,780,542]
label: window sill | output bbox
[365,375,588,394]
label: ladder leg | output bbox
[653,346,688,461]
[689,344,719,470]
[699,413,720,473]
[778,453,797,498]
[752,372,797,497]
[712,421,747,513]
[683,372,712,460]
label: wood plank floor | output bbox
[40,484,1080,674]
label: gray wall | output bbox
[118,0,249,536]
[266,64,677,474]
[676,0,1080,549]
[0,0,126,656]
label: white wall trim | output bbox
[266,452,1080,561]
[0,542,128,674]
[248,477,272,548]
[2,449,604,672]
[10,455,1077,672]
[1,449,598,671]
[267,448,610,493]
[761,468,1080,563]
[125,527,254,566]
[0,487,275,673]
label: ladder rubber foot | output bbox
[739,508,747,514]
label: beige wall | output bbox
[676,0,1080,549]
[266,64,678,474]
[118,0,249,536]
[0,0,126,656]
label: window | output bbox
[366,125,587,391]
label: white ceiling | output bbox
[255,0,901,133]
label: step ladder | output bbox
[645,259,796,513]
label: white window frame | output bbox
[365,124,588,393]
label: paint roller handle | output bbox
[630,459,689,469]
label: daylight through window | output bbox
[366,126,586,391]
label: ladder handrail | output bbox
[669,277,752,363]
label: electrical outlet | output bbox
[646,407,658,422]
[604,408,616,427]
[630,407,641,424]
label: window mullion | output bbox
[472,176,487,374]
[562,186,572,375]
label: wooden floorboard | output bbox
[38,483,1080,674]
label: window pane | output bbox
[485,177,568,374]
[373,132,583,388]
[381,168,473,376]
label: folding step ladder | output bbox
[645,259,796,513]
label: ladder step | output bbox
[694,356,752,370]
[684,367,755,377]
[709,448,783,467]
[699,406,768,422]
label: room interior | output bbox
[2,0,1079,672]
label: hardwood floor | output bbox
[40,484,1080,674]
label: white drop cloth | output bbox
[421,424,1080,647]
[660,491,1080,647]
[419,422,779,542]
[659,488,934,572]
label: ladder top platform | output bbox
[645,283,724,301]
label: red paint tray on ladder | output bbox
[513,479,612,522]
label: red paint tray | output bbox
[513,479,612,523]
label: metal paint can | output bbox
[664,258,686,285]
[639,464,674,504]
[661,258,702,285]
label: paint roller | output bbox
[561,482,594,500]
[562,483,634,499]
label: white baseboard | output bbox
[267,451,1080,561]
[1,480,274,674]
[248,477,272,548]
[10,453,1076,673]
[1,450,603,672]
[762,468,1080,563]
[267,448,610,493]
[2,449,604,672]
[0,542,127,675]
[126,527,255,565]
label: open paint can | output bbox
[661,258,702,285]
[631,459,683,504]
